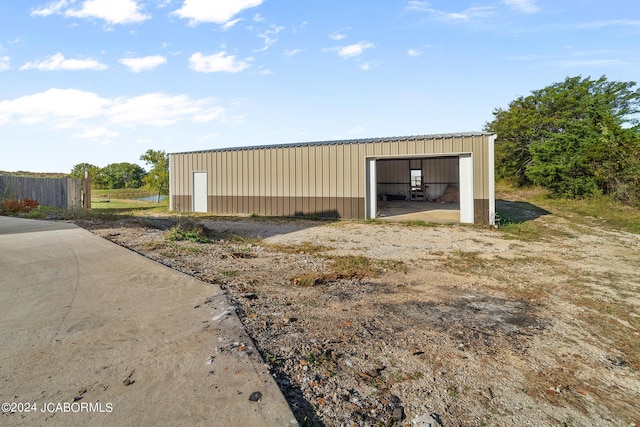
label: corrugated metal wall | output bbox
[170,133,493,222]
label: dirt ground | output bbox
[77,197,640,427]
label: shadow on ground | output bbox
[496,199,549,224]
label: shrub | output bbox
[165,223,212,243]
[1,198,40,216]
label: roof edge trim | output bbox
[169,131,496,155]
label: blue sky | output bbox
[0,0,638,173]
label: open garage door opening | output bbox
[367,155,474,224]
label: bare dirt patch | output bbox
[77,212,640,427]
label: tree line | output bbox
[70,149,169,199]
[485,75,640,206]
[68,76,640,209]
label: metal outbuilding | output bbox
[169,132,496,225]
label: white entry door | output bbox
[193,171,207,213]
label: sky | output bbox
[0,0,639,173]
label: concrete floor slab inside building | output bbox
[377,200,460,223]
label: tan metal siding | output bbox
[301,145,309,215]
[258,149,266,215]
[215,151,222,212]
[281,148,290,214]
[328,144,335,214]
[169,134,494,221]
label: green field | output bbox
[90,189,169,215]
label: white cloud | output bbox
[0,56,10,71]
[407,1,494,21]
[359,61,381,71]
[283,48,303,57]
[0,88,109,126]
[172,0,263,26]
[337,42,374,59]
[502,0,539,14]
[20,53,107,71]
[33,0,149,25]
[222,18,242,30]
[67,0,148,24]
[0,88,225,142]
[31,0,71,17]
[119,55,167,72]
[189,51,250,73]
[256,25,284,52]
[407,48,423,57]
[155,0,172,8]
[329,32,347,41]
[108,93,223,125]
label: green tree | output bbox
[140,149,169,202]
[70,163,107,189]
[485,75,640,204]
[101,162,146,189]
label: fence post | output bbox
[84,170,92,209]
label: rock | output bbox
[413,412,443,426]
[248,391,262,402]
[392,406,404,421]
[389,395,401,406]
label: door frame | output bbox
[365,153,474,223]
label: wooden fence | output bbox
[0,175,91,209]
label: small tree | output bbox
[140,149,169,202]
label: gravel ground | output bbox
[77,208,640,427]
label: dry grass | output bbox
[267,241,331,254]
[290,255,406,287]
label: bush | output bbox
[1,198,40,216]
[165,223,212,243]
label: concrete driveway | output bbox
[0,217,296,426]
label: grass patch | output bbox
[291,272,330,287]
[401,220,440,227]
[569,292,640,371]
[329,255,381,280]
[540,195,640,234]
[499,221,545,241]
[227,235,263,246]
[497,182,640,234]
[305,350,329,368]
[88,189,169,216]
[165,223,212,243]
[578,311,640,370]
[91,198,169,215]
[290,255,406,287]
[92,188,164,200]
[220,270,238,277]
[441,250,486,272]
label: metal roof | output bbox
[169,131,495,155]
